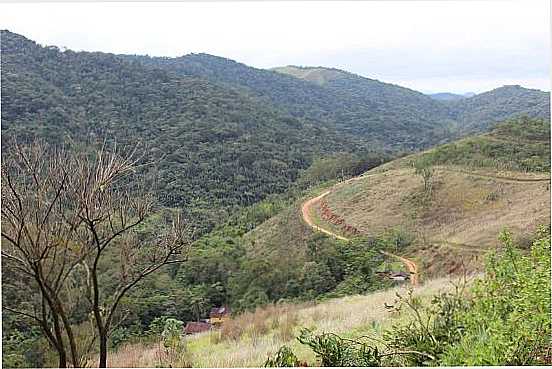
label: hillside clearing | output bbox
[313,165,549,278]
[106,277,458,367]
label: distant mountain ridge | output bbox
[127,53,458,149]
[130,55,549,145]
[447,85,551,134]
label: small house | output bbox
[209,306,230,325]
[184,321,211,335]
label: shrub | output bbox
[383,284,469,365]
[264,346,303,367]
[161,318,184,349]
[147,316,169,336]
[158,318,189,367]
[438,226,551,365]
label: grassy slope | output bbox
[271,66,346,86]
[246,118,550,280]
[107,277,457,367]
[326,166,549,277]
[319,118,550,278]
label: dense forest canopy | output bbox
[126,54,551,148]
[1,30,376,234]
[126,53,456,148]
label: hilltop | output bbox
[448,85,551,134]
[271,65,349,85]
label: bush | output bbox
[264,346,303,367]
[297,328,383,366]
[383,285,469,365]
[161,318,184,349]
[439,227,551,365]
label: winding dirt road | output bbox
[300,166,549,287]
[301,181,419,286]
[301,191,348,241]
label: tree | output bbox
[1,140,191,367]
[414,159,435,195]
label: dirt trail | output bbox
[300,166,548,287]
[301,178,419,286]
[301,191,348,241]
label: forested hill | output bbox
[126,55,550,149]
[447,85,551,134]
[0,30,372,234]
[274,65,550,135]
[125,53,456,149]
[2,30,550,233]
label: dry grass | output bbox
[106,277,458,367]
[105,342,163,368]
[323,165,550,277]
[213,303,302,345]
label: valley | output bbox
[1,29,550,368]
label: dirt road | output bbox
[301,179,419,286]
[301,191,349,241]
[300,166,548,287]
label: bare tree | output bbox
[2,140,191,367]
[2,142,85,367]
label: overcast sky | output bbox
[1,1,550,94]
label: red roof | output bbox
[184,321,211,334]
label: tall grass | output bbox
[107,278,456,367]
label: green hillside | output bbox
[415,116,550,172]
[126,54,457,149]
[448,85,550,134]
[275,65,550,139]
[1,30,374,234]
[239,116,549,289]
[131,54,550,151]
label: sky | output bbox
[1,0,550,94]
